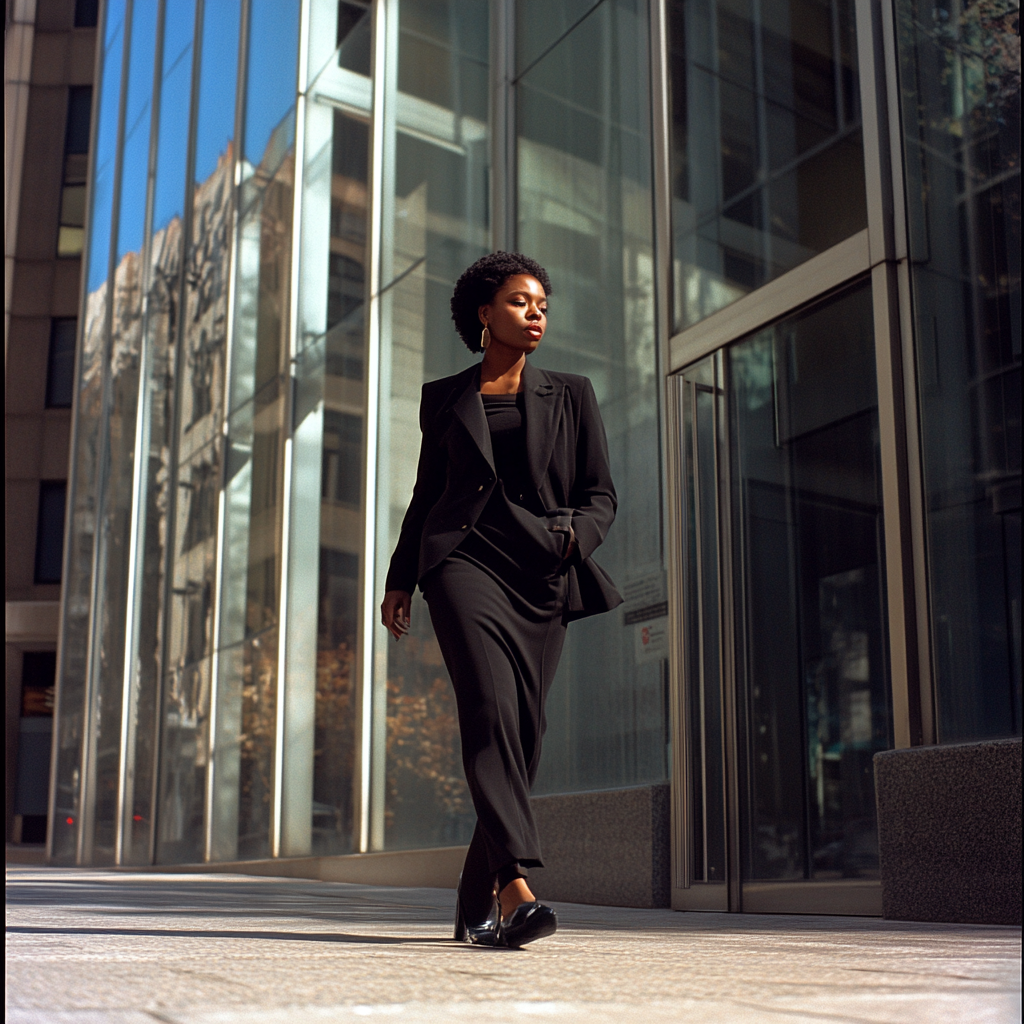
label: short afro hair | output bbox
[450,251,552,352]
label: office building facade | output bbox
[6,0,1019,918]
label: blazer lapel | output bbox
[451,364,494,471]
[523,360,562,490]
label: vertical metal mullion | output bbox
[273,0,312,861]
[855,0,925,749]
[116,0,169,867]
[78,0,135,866]
[714,350,741,912]
[650,0,689,897]
[690,379,709,884]
[361,0,396,854]
[666,375,690,892]
[880,0,932,744]
[831,0,845,133]
[491,0,516,250]
[750,0,773,279]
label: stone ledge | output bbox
[874,738,1021,925]
[87,783,672,910]
[529,783,670,908]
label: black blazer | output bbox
[385,360,623,621]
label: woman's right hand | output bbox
[381,590,412,641]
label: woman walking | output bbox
[380,252,621,948]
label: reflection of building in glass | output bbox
[5,0,1017,924]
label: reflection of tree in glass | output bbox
[314,642,356,846]
[906,1,1020,129]
[239,630,277,830]
[385,634,468,829]
[180,148,234,436]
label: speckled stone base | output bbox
[874,738,1021,925]
[527,783,670,908]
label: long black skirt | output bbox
[422,524,567,920]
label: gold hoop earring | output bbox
[480,325,490,351]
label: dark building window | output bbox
[17,652,56,845]
[321,411,363,507]
[34,482,67,584]
[22,652,57,716]
[46,319,77,408]
[337,0,372,75]
[58,87,91,257]
[74,0,99,28]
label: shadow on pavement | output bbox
[5,924,464,946]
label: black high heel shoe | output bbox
[500,900,557,948]
[454,892,504,946]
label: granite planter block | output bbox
[874,738,1021,925]
[527,783,670,909]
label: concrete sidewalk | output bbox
[5,866,1020,1023]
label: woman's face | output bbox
[479,274,548,353]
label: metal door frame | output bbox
[652,0,929,912]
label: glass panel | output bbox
[243,0,299,167]
[667,0,865,332]
[895,0,1021,741]
[178,0,241,461]
[157,441,219,863]
[678,359,727,883]
[517,0,667,796]
[169,0,241,863]
[376,0,490,851]
[336,0,372,75]
[307,0,374,87]
[52,0,127,866]
[516,0,603,76]
[210,386,285,861]
[210,630,280,861]
[86,0,161,865]
[729,279,890,882]
[156,659,210,864]
[282,0,376,858]
[229,129,296,413]
[287,105,371,857]
[125,0,198,866]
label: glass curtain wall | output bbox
[516,0,668,795]
[52,0,129,864]
[157,0,245,865]
[56,0,669,867]
[207,0,299,863]
[375,0,490,852]
[894,0,1021,742]
[133,0,198,865]
[666,0,866,331]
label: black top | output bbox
[481,393,536,512]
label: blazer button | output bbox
[478,484,484,491]
[461,524,468,530]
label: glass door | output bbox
[673,279,892,915]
